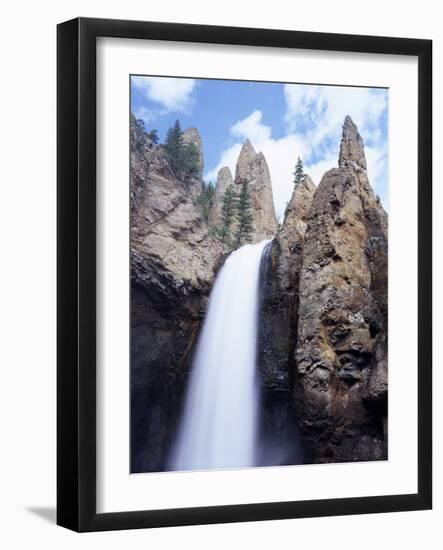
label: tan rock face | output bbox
[235,139,257,181]
[339,115,367,171]
[234,140,278,243]
[288,174,316,216]
[294,118,388,463]
[258,116,387,465]
[130,116,226,472]
[208,166,234,228]
[131,149,224,292]
[277,174,316,288]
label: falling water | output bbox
[170,239,271,471]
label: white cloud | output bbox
[285,84,387,206]
[366,146,388,208]
[206,85,388,221]
[132,106,159,124]
[284,85,326,134]
[205,111,307,221]
[284,84,387,161]
[305,155,337,187]
[205,143,243,184]
[259,136,308,222]
[284,84,386,148]
[230,111,271,143]
[132,76,196,113]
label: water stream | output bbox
[170,239,271,471]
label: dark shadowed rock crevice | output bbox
[131,282,202,472]
[257,241,303,466]
[257,175,316,466]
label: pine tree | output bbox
[130,114,159,153]
[163,119,200,181]
[147,128,159,145]
[196,181,216,222]
[293,156,305,187]
[181,141,200,179]
[164,120,184,177]
[236,180,254,246]
[220,185,237,243]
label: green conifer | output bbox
[163,120,199,182]
[196,181,216,222]
[164,120,183,175]
[236,180,254,246]
[293,156,305,187]
[220,185,237,243]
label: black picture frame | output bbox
[57,17,432,532]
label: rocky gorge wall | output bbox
[259,116,388,463]
[130,116,226,471]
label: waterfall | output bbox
[170,239,271,471]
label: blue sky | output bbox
[131,76,388,220]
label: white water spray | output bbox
[170,239,271,471]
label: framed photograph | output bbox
[57,17,432,531]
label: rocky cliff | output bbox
[295,117,387,462]
[235,140,278,242]
[259,116,388,464]
[130,116,226,472]
[257,175,316,465]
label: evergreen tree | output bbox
[147,128,159,144]
[219,185,238,243]
[131,114,158,153]
[164,120,184,176]
[196,181,215,222]
[163,119,200,181]
[293,156,305,187]
[181,141,200,179]
[236,180,254,245]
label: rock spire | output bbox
[234,140,278,242]
[338,115,367,171]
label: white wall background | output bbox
[0,1,440,548]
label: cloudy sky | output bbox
[131,76,388,220]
